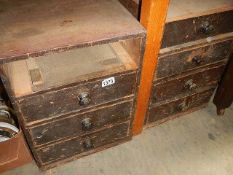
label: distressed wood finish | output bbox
[147,89,214,124]
[0,0,146,169]
[152,64,226,104]
[162,10,233,48]
[28,100,133,147]
[0,0,145,62]
[119,0,141,18]
[133,0,170,135]
[17,72,136,124]
[166,0,233,22]
[35,122,130,166]
[144,1,233,128]
[157,38,232,79]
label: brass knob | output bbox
[83,138,94,149]
[192,56,203,65]
[199,21,214,35]
[184,80,197,90]
[81,118,92,131]
[153,93,157,103]
[178,102,188,112]
[78,92,90,106]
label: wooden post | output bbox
[133,0,170,135]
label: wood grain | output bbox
[157,38,232,79]
[0,0,145,62]
[132,0,170,135]
[152,64,226,104]
[17,72,137,124]
[35,122,130,167]
[162,10,233,48]
[28,100,133,147]
[147,89,214,124]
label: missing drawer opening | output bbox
[2,38,141,97]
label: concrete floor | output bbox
[2,102,233,175]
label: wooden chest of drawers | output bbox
[145,0,233,126]
[0,0,145,169]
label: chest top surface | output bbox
[0,0,145,62]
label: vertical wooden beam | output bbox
[133,0,170,135]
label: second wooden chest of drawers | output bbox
[145,0,233,127]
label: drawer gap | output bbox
[2,38,141,97]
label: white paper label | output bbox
[102,77,115,87]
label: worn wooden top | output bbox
[167,0,233,22]
[0,0,145,62]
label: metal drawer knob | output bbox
[178,102,188,112]
[81,118,92,131]
[78,92,90,106]
[200,21,214,35]
[192,56,203,65]
[83,138,94,149]
[184,80,197,90]
[153,93,157,102]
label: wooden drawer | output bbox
[157,39,232,79]
[151,64,225,104]
[28,100,133,147]
[17,72,136,124]
[35,122,129,166]
[161,10,233,48]
[119,0,140,18]
[147,89,214,124]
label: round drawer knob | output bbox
[153,93,157,103]
[78,92,90,106]
[200,21,214,35]
[81,118,92,131]
[178,102,188,112]
[192,56,203,65]
[184,80,197,90]
[83,138,94,149]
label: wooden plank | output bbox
[167,0,233,22]
[132,0,170,135]
[0,0,145,62]
[162,11,233,48]
[1,60,32,97]
[26,58,43,86]
[110,42,138,70]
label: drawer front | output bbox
[119,0,140,18]
[18,72,136,124]
[35,122,129,165]
[152,64,225,104]
[157,39,232,79]
[162,10,233,48]
[147,89,214,124]
[28,100,133,147]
